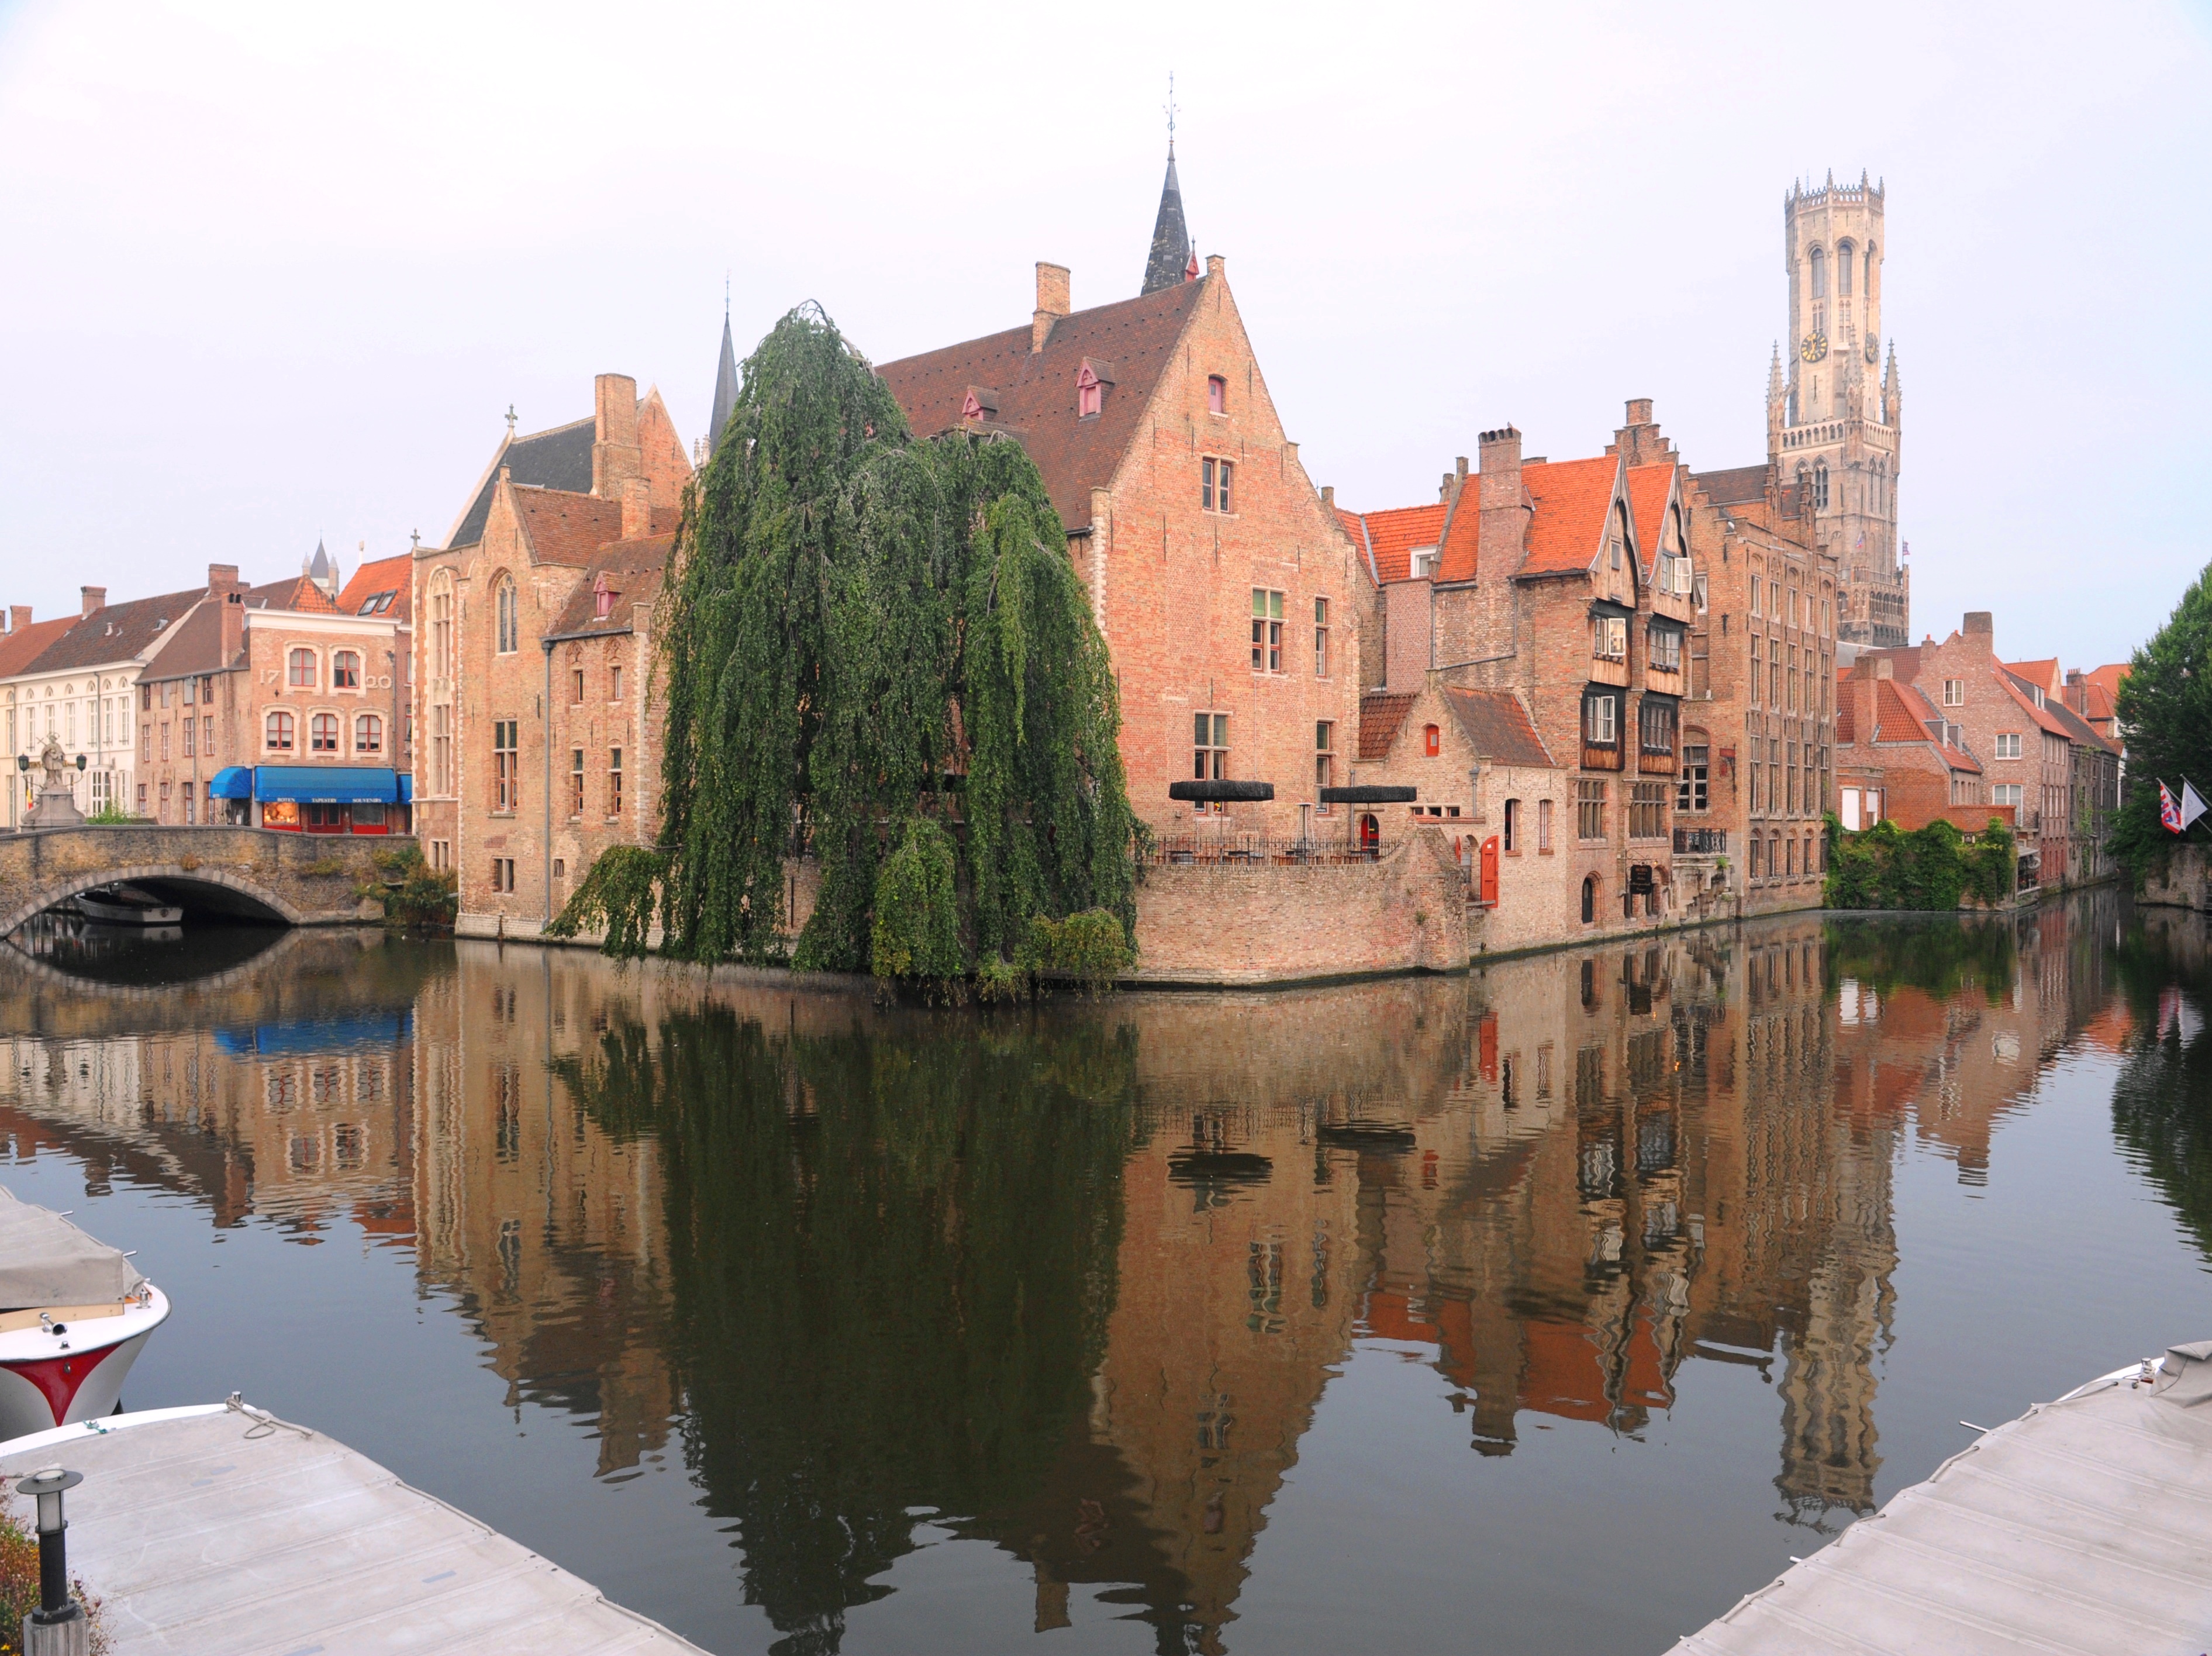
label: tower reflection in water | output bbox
[0,892,2156,1654]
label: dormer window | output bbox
[1077,365,1102,419]
[961,387,1000,425]
[593,572,615,620]
[1207,375,1227,415]
[1410,547,1438,579]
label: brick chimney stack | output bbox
[1033,263,1071,354]
[1476,427,1527,579]
[2065,666,2085,715]
[591,373,642,497]
[6,606,25,634]
[621,475,652,541]
[206,563,243,596]
[1848,654,1893,746]
[1963,610,1994,641]
[81,586,106,615]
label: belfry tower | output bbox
[1768,172,1907,647]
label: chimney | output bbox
[81,586,106,616]
[1032,263,1071,354]
[220,587,245,664]
[1476,426,1527,579]
[1206,254,1225,280]
[621,475,652,541]
[206,563,243,596]
[2065,667,2085,715]
[1320,485,1334,509]
[1848,654,1891,745]
[6,606,25,634]
[1963,610,1994,641]
[591,373,643,497]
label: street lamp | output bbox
[14,1465,87,1649]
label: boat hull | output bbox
[73,894,184,925]
[0,1288,168,1443]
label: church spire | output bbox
[1142,77,1193,295]
[708,297,739,458]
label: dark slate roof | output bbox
[140,599,239,681]
[875,280,1207,533]
[709,316,739,457]
[547,536,675,639]
[1143,150,1193,295]
[1441,686,1556,768]
[446,418,596,550]
[1694,464,1770,507]
[23,588,204,675]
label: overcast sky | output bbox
[3,1,2206,669]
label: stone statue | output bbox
[27,734,82,829]
[38,734,66,786]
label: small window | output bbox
[569,749,585,816]
[265,709,295,751]
[1314,597,1330,677]
[310,712,339,753]
[1503,799,1519,853]
[1078,364,1103,419]
[493,719,518,813]
[610,664,623,702]
[288,648,316,688]
[1538,798,1554,852]
[1809,245,1826,300]
[1410,548,1438,579]
[1576,778,1607,841]
[1837,241,1854,296]
[1207,375,1227,415]
[1649,625,1682,671]
[1592,614,1627,661]
[1581,874,1597,924]
[1193,713,1229,782]
[354,713,383,754]
[1315,722,1334,798]
[1424,723,1441,758]
[1638,698,1675,755]
[1996,733,2021,759]
[572,668,585,704]
[332,650,360,689]
[1677,742,1710,812]
[1944,679,1965,706]
[1584,693,1618,746]
[182,676,195,706]
[1251,589,1284,672]
[495,578,519,654]
[609,747,624,816]
[1202,458,1235,513]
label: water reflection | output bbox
[0,889,2197,1655]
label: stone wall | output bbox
[2139,846,2212,913]
[1130,825,1469,985]
[0,824,397,934]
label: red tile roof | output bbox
[337,554,414,623]
[1334,506,1378,583]
[22,588,205,674]
[1358,692,1417,761]
[875,280,1208,534]
[1518,456,1619,577]
[547,536,675,638]
[0,615,77,679]
[140,600,239,681]
[1896,679,1983,771]
[1440,686,1554,768]
[1624,462,1675,579]
[1339,503,1447,585]
[1435,487,1481,583]
[2003,658,2061,696]
[247,576,339,614]
[2084,663,2128,701]
[510,489,671,568]
[1997,665,2073,739]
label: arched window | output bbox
[1358,813,1379,856]
[1424,723,1441,757]
[265,710,295,751]
[1208,375,1227,415]
[1814,461,1830,510]
[1749,836,1762,877]
[429,570,455,679]
[495,578,519,654]
[1076,364,1103,418]
[288,648,316,688]
[1809,246,1825,300]
[1503,798,1519,852]
[354,713,383,753]
[1837,241,1854,296]
[332,650,360,689]
[1863,244,1875,297]
[310,712,340,753]
[1581,875,1597,924]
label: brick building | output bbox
[413,373,689,931]
[874,181,1362,844]
[1833,655,1994,834]
[1339,403,1698,938]
[134,557,412,833]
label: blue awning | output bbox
[208,766,254,801]
[253,766,401,804]
[397,772,413,804]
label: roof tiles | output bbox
[1518,456,1620,577]
[1358,692,1417,761]
[1440,686,1554,768]
[1340,503,1447,585]
[22,588,204,675]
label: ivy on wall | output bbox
[1823,813,2014,911]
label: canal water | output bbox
[4,894,2210,1654]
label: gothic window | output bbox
[1077,364,1103,418]
[1864,244,1875,296]
[495,577,519,654]
[1814,461,1830,510]
[1837,241,1854,296]
[1809,246,1825,300]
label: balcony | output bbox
[1673,827,1727,855]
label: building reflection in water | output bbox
[0,891,2143,1653]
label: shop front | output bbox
[239,766,409,834]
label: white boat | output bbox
[71,882,184,925]
[0,1186,169,1443]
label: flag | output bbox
[2162,781,2185,833]
[2185,780,2209,832]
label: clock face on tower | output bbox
[1800,333,1829,364]
[1865,337,1880,364]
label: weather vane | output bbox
[1165,71,1178,156]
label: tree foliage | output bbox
[2112,559,2212,880]
[560,305,1138,980]
[1824,813,2014,911]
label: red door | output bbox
[1359,814,1379,855]
[1479,836,1500,906]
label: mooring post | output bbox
[16,1466,89,1656]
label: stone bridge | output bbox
[0,826,406,936]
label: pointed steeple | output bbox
[708,307,740,458]
[1143,149,1193,296]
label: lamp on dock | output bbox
[15,1465,87,1654]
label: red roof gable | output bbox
[1341,503,1447,584]
[1625,463,1675,579]
[1519,456,1620,577]
[337,553,413,623]
[0,615,77,678]
[1358,692,1417,760]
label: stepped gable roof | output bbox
[2004,657,2062,695]
[337,554,413,622]
[1358,692,1417,761]
[446,416,596,550]
[1337,503,1447,584]
[1625,462,1677,580]
[1440,686,1554,768]
[244,575,339,613]
[0,614,75,679]
[140,601,240,681]
[875,280,1207,534]
[1518,456,1621,577]
[1334,506,1380,585]
[1694,464,1768,508]
[23,587,203,675]
[547,535,675,639]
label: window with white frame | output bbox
[1251,589,1284,672]
[1591,614,1627,661]
[1943,679,1964,706]
[1994,733,2021,759]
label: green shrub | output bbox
[2,1501,108,1653]
[544,846,666,959]
[85,803,140,825]
[1824,813,2014,910]
[868,819,964,988]
[361,841,459,932]
[1017,908,1134,996]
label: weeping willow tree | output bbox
[550,305,1137,978]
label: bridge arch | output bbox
[0,863,303,939]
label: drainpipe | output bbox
[541,639,554,930]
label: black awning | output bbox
[1320,785,1418,805]
[1169,779,1276,803]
